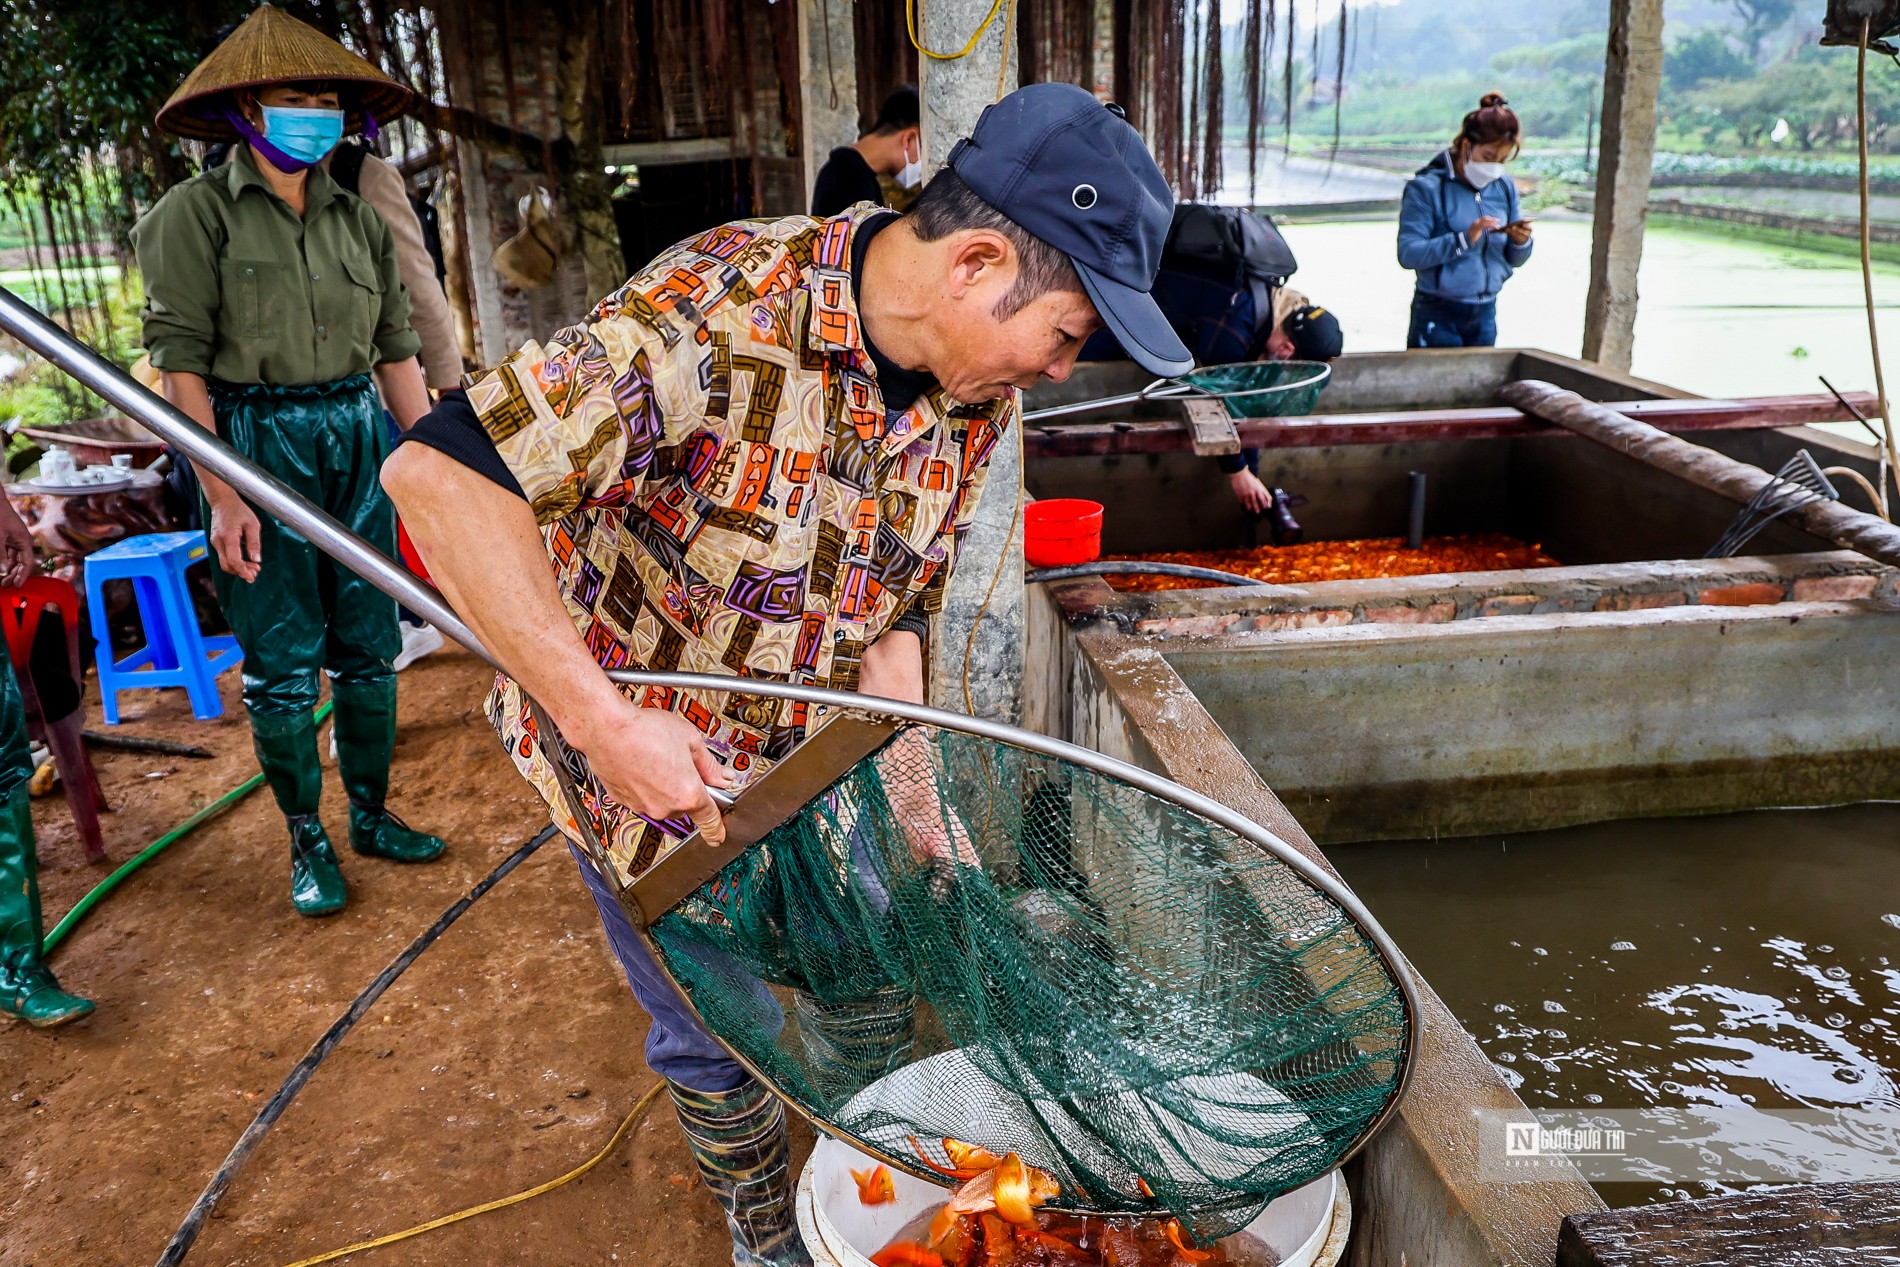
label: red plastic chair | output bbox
[0,576,107,864]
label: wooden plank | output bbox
[1557,1180,1900,1267]
[1181,397,1241,455]
[1501,380,1900,570]
[1022,392,1881,458]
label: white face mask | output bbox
[1463,159,1507,189]
[897,137,923,191]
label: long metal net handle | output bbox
[1021,360,1332,423]
[0,285,1420,1144]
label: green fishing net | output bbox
[642,725,1410,1237]
[1180,360,1330,419]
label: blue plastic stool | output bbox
[85,532,243,723]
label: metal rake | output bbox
[1706,449,1841,558]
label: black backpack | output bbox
[1161,203,1299,354]
[330,141,449,284]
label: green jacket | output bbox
[132,145,420,387]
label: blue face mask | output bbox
[260,105,345,165]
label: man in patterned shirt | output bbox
[385,84,1190,1266]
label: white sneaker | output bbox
[392,623,445,672]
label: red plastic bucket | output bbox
[1023,498,1104,568]
[397,519,432,583]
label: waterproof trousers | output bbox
[0,644,92,1027]
[206,375,401,817]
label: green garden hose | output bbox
[41,701,334,956]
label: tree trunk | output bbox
[557,21,628,305]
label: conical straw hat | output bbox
[156,4,415,141]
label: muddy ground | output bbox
[3,648,810,1266]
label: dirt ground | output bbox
[3,648,811,1266]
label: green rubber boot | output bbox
[251,711,347,917]
[333,679,445,864]
[0,785,94,1028]
[286,814,347,918]
[669,1079,812,1267]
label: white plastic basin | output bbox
[794,1134,1350,1267]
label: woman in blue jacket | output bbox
[1397,94,1534,348]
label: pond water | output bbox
[1281,215,1900,411]
[1656,184,1900,225]
[1332,803,1900,1204]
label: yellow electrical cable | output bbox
[278,1082,667,1267]
[907,0,1007,60]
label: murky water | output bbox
[1208,151,1406,207]
[1332,803,1900,1204]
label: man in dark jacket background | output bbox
[810,86,921,217]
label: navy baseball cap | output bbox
[949,83,1193,378]
[1286,304,1343,361]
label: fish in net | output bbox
[632,720,1415,1240]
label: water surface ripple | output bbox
[1332,804,1900,1203]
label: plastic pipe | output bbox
[1406,471,1426,550]
[41,701,334,956]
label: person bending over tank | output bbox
[1080,201,1343,535]
[384,85,1189,1267]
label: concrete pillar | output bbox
[1581,0,1665,373]
[798,0,861,206]
[918,1,1018,168]
[918,0,1024,724]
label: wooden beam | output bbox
[1558,1180,1900,1267]
[1022,392,1881,458]
[1581,0,1665,372]
[1501,379,1900,569]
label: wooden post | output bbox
[453,140,509,366]
[1090,0,1116,99]
[557,24,628,306]
[918,0,1023,723]
[798,0,860,207]
[1581,0,1664,373]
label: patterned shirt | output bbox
[464,204,1015,888]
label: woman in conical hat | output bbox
[131,4,447,919]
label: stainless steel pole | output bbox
[0,284,482,651]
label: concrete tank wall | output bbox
[1022,612,1607,1267]
[1027,428,1844,561]
[1165,599,1900,843]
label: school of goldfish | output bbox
[857,1139,1262,1267]
[1102,533,1560,591]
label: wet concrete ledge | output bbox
[1097,552,1895,638]
[1025,586,1607,1267]
[1159,599,1900,843]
